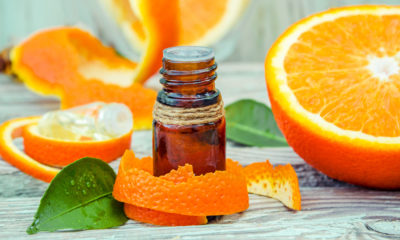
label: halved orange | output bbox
[102,0,249,51]
[0,117,132,182]
[266,5,400,189]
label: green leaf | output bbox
[225,99,287,147]
[27,157,127,234]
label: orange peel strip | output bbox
[123,162,207,226]
[0,117,59,182]
[244,160,301,210]
[113,150,249,216]
[124,204,207,226]
[23,124,132,167]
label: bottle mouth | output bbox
[163,46,214,62]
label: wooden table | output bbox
[0,63,399,239]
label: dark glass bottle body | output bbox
[153,47,226,176]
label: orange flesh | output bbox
[284,14,400,137]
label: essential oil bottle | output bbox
[152,46,226,176]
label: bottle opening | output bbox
[163,46,214,62]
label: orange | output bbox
[265,5,400,189]
[244,160,301,210]
[0,117,132,182]
[102,0,249,51]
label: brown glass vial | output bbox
[153,46,226,176]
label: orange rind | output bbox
[124,204,208,226]
[10,27,157,130]
[23,124,132,167]
[113,150,249,220]
[0,117,59,182]
[0,116,133,182]
[102,0,249,51]
[244,160,301,210]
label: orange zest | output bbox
[0,116,133,182]
[244,160,301,210]
[113,150,249,225]
[0,117,59,182]
[265,5,400,189]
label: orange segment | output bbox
[23,124,132,167]
[244,161,301,210]
[113,150,249,216]
[103,0,248,51]
[0,117,59,182]
[266,5,400,188]
[124,204,207,226]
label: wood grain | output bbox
[0,188,399,239]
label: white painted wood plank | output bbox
[0,188,399,239]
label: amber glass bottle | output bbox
[153,46,226,176]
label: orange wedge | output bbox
[266,5,400,189]
[0,117,132,182]
[244,161,301,210]
[102,0,249,51]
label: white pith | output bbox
[270,7,400,144]
[367,55,400,82]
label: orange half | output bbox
[266,5,400,188]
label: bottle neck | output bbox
[157,57,220,108]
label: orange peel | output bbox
[124,204,208,226]
[0,117,59,182]
[9,0,180,130]
[244,160,301,210]
[113,150,249,218]
[23,124,132,167]
[0,116,133,182]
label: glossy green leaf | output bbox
[225,99,287,147]
[27,157,127,234]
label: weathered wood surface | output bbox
[0,63,399,239]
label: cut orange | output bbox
[103,0,249,51]
[266,5,400,189]
[244,160,301,210]
[0,117,132,182]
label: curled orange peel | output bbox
[0,117,133,182]
[0,117,59,182]
[9,0,180,130]
[23,124,132,167]
[113,150,249,219]
[244,160,301,211]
